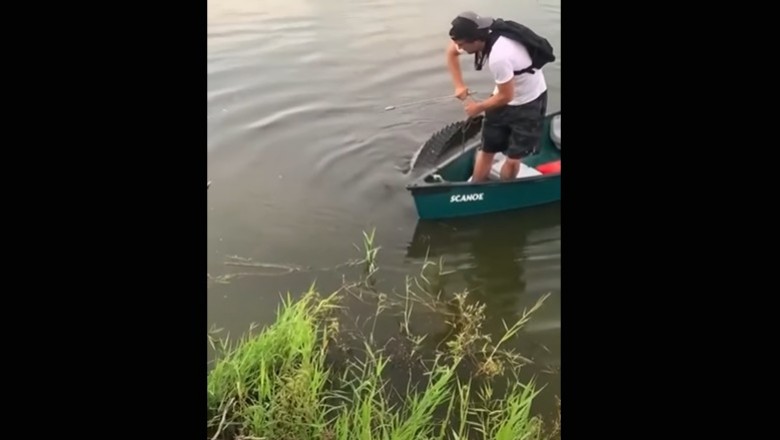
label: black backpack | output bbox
[475,19,556,76]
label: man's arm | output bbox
[446,41,469,99]
[471,79,514,112]
[464,79,513,117]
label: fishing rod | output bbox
[383,90,478,111]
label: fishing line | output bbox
[461,116,479,155]
[384,91,478,111]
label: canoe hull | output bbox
[409,174,560,219]
[405,110,561,220]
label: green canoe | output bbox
[406,110,561,220]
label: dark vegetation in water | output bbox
[207,229,561,440]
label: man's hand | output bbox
[454,86,470,100]
[464,99,483,117]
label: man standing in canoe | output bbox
[446,11,554,181]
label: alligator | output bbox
[405,115,484,176]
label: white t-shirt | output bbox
[487,35,547,106]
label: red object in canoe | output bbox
[536,160,561,174]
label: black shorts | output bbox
[481,90,548,159]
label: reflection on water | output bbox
[404,203,561,409]
[407,203,560,300]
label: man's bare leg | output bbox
[499,157,520,180]
[471,150,494,182]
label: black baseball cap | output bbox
[449,11,494,40]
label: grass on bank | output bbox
[207,230,560,440]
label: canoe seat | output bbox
[489,153,542,180]
[550,114,561,150]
